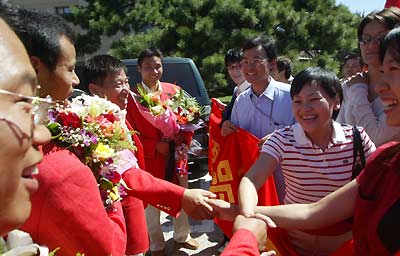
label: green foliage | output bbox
[68,0,362,97]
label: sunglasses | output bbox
[0,88,53,126]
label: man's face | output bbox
[37,35,80,100]
[91,69,130,110]
[241,46,272,86]
[227,61,246,85]
[0,19,50,235]
[138,56,163,87]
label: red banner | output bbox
[208,98,289,253]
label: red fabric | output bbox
[175,130,194,176]
[385,0,400,8]
[122,167,185,218]
[209,98,279,237]
[122,121,148,254]
[125,121,146,170]
[221,229,259,256]
[121,196,148,254]
[353,142,400,255]
[22,145,127,256]
[330,240,354,256]
[126,82,179,180]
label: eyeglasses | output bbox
[0,88,53,125]
[240,58,266,67]
[359,33,386,45]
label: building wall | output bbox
[10,0,123,63]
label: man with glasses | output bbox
[0,1,51,237]
[222,37,295,202]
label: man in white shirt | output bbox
[222,37,296,203]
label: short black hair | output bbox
[242,36,277,61]
[137,48,163,67]
[276,56,293,79]
[225,48,243,67]
[380,26,400,64]
[291,67,342,118]
[83,55,127,88]
[0,1,21,30]
[14,9,75,71]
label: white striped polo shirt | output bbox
[262,122,376,204]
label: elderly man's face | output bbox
[0,19,50,235]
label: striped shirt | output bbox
[262,122,376,204]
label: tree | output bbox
[68,0,361,97]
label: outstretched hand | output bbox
[232,215,275,252]
[207,199,238,221]
[207,199,277,230]
[182,189,216,220]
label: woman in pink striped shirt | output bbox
[238,67,376,255]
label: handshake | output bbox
[182,190,276,255]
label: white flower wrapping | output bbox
[0,230,49,256]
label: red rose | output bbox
[58,112,81,129]
[109,171,121,184]
[102,113,118,123]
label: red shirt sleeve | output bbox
[221,229,260,256]
[122,167,185,217]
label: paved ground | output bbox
[151,174,226,255]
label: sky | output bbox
[336,0,386,14]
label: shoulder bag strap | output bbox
[352,125,366,179]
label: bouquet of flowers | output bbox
[47,95,137,213]
[132,85,179,138]
[165,88,205,131]
[165,88,206,176]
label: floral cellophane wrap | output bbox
[132,87,179,139]
[47,95,138,213]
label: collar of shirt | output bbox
[237,80,251,95]
[249,77,276,100]
[141,81,163,94]
[293,121,347,146]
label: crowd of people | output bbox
[0,0,399,255]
